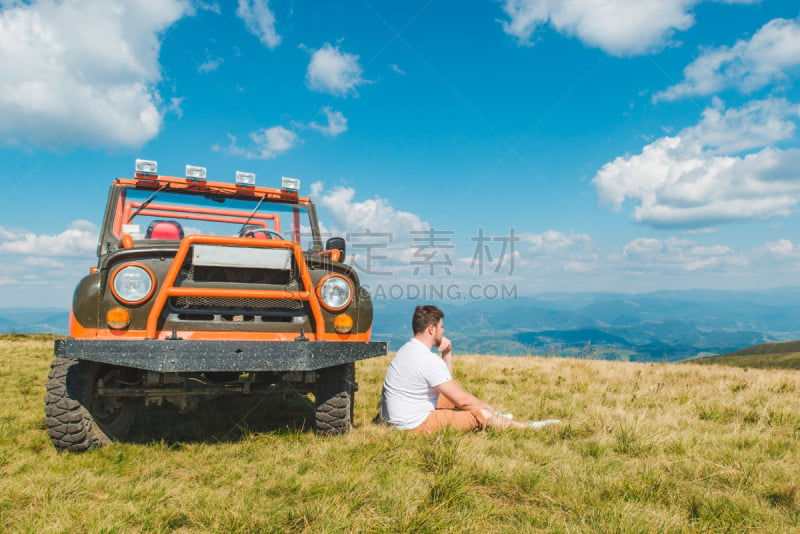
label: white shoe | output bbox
[528,419,560,429]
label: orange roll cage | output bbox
[145,235,325,340]
[120,202,282,234]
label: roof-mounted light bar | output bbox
[281,176,300,192]
[185,164,207,181]
[135,159,158,175]
[235,171,256,187]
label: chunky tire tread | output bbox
[44,357,135,451]
[314,363,355,435]
[45,358,94,451]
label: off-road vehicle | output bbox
[45,160,386,451]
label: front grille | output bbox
[166,247,307,324]
[170,296,304,314]
[183,265,294,285]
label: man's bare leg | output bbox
[438,341,559,430]
[480,409,530,429]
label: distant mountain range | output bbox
[369,287,800,362]
[4,287,800,362]
[0,308,70,335]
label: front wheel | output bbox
[314,363,355,435]
[44,358,137,451]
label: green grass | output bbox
[693,339,800,370]
[3,335,800,532]
[695,351,800,370]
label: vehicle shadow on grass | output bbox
[126,393,315,445]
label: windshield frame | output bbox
[97,182,323,257]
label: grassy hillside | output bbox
[725,340,800,357]
[693,340,800,370]
[2,335,800,532]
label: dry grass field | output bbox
[2,334,800,532]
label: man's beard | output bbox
[434,333,442,347]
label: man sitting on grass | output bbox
[380,305,560,433]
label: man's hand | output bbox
[439,336,453,375]
[439,336,452,357]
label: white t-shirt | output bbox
[380,338,453,430]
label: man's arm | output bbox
[435,379,493,412]
[436,379,530,430]
[439,337,453,375]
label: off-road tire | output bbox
[314,362,355,435]
[44,357,136,451]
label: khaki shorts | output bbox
[411,395,487,434]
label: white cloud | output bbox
[311,183,433,277]
[0,220,97,257]
[655,17,800,101]
[307,186,784,289]
[684,226,718,235]
[458,229,599,279]
[310,181,325,199]
[198,56,223,73]
[23,256,64,268]
[306,43,365,96]
[499,0,697,56]
[517,230,599,273]
[222,126,298,159]
[315,185,428,236]
[0,221,102,306]
[466,229,760,293]
[390,64,405,75]
[756,240,800,274]
[236,0,281,49]
[196,1,221,14]
[166,97,184,119]
[763,239,795,256]
[683,97,800,153]
[309,107,348,138]
[521,230,593,254]
[0,0,189,149]
[754,239,800,270]
[618,237,746,272]
[593,98,800,228]
[0,227,14,241]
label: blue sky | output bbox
[1,0,799,307]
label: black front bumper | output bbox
[54,338,387,372]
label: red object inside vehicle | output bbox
[146,220,184,239]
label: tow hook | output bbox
[166,327,182,340]
[294,328,309,342]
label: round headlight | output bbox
[111,264,155,305]
[317,275,353,311]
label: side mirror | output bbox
[326,237,346,262]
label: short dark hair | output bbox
[412,305,444,335]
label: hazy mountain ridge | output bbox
[0,309,70,334]
[370,287,800,361]
[4,288,800,361]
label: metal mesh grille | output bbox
[170,296,304,313]
[183,264,295,285]
[169,246,304,317]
